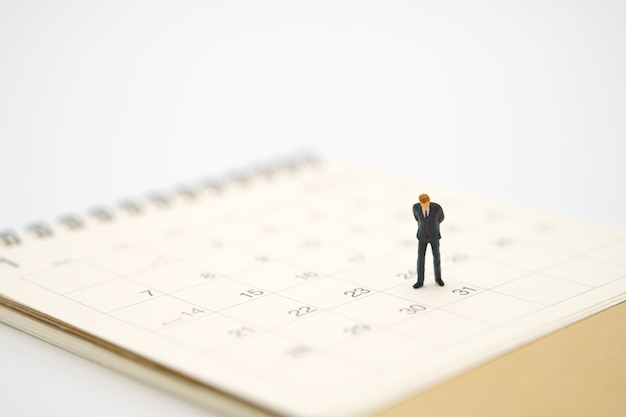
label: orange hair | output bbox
[419,194,430,203]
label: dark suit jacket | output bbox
[413,202,444,241]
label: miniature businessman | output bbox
[412,194,444,288]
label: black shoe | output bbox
[413,282,423,289]
[435,279,445,286]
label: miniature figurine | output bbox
[412,194,444,288]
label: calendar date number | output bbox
[284,345,313,359]
[344,288,370,298]
[294,272,318,280]
[288,306,317,317]
[396,270,417,280]
[452,286,476,296]
[228,326,255,339]
[180,307,205,318]
[343,324,372,336]
[240,289,264,298]
[399,304,427,315]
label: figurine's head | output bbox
[419,194,430,211]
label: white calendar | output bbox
[1,155,625,417]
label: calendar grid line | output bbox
[17,269,221,342]
[19,222,624,336]
[80,248,624,373]
[59,276,124,295]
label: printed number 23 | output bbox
[344,288,370,297]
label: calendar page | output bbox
[1,156,625,417]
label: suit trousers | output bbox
[417,239,441,284]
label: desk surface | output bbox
[377,301,626,417]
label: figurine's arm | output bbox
[439,206,445,223]
[412,204,420,221]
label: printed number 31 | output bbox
[452,286,476,296]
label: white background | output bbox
[1,1,625,416]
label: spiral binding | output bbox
[0,152,320,248]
